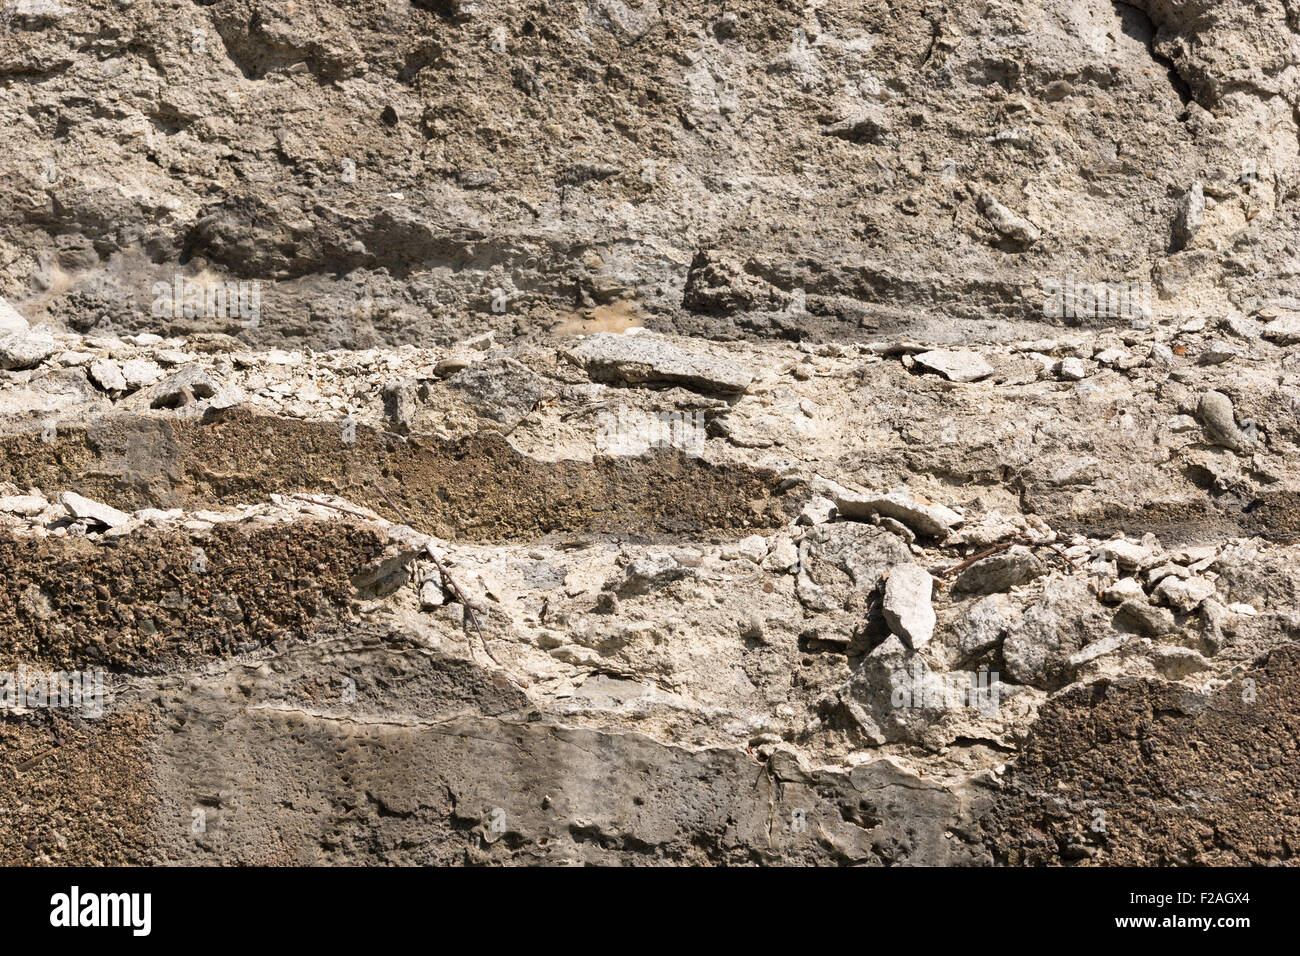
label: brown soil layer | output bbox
[0,520,380,673]
[1026,496,1300,547]
[0,708,158,866]
[1049,500,1253,546]
[0,409,791,542]
[982,644,1300,865]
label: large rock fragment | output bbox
[7,0,73,27]
[681,250,783,316]
[88,358,127,392]
[1197,390,1252,451]
[0,366,99,418]
[1095,538,1159,571]
[913,350,994,383]
[60,491,131,529]
[841,635,1034,750]
[1171,181,1204,250]
[121,359,163,390]
[1114,598,1176,636]
[616,553,695,596]
[833,488,962,539]
[822,110,895,145]
[448,356,545,427]
[952,547,1045,595]
[348,524,427,596]
[882,563,936,648]
[0,327,57,370]
[1262,312,1300,345]
[977,191,1040,244]
[1153,574,1216,611]
[947,593,1021,662]
[796,495,837,526]
[150,365,218,408]
[564,332,752,394]
[0,298,28,333]
[795,522,913,620]
[0,494,48,516]
[1101,577,1144,603]
[1003,576,1114,689]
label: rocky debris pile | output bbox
[3,467,1277,741]
[3,314,1299,568]
[3,330,1297,862]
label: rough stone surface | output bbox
[913,350,995,383]
[58,491,132,529]
[0,298,28,333]
[565,332,752,394]
[834,488,963,539]
[1197,390,1251,451]
[882,563,936,649]
[0,326,1296,865]
[0,328,57,370]
[1262,313,1300,345]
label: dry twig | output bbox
[938,535,1082,580]
[289,494,376,520]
